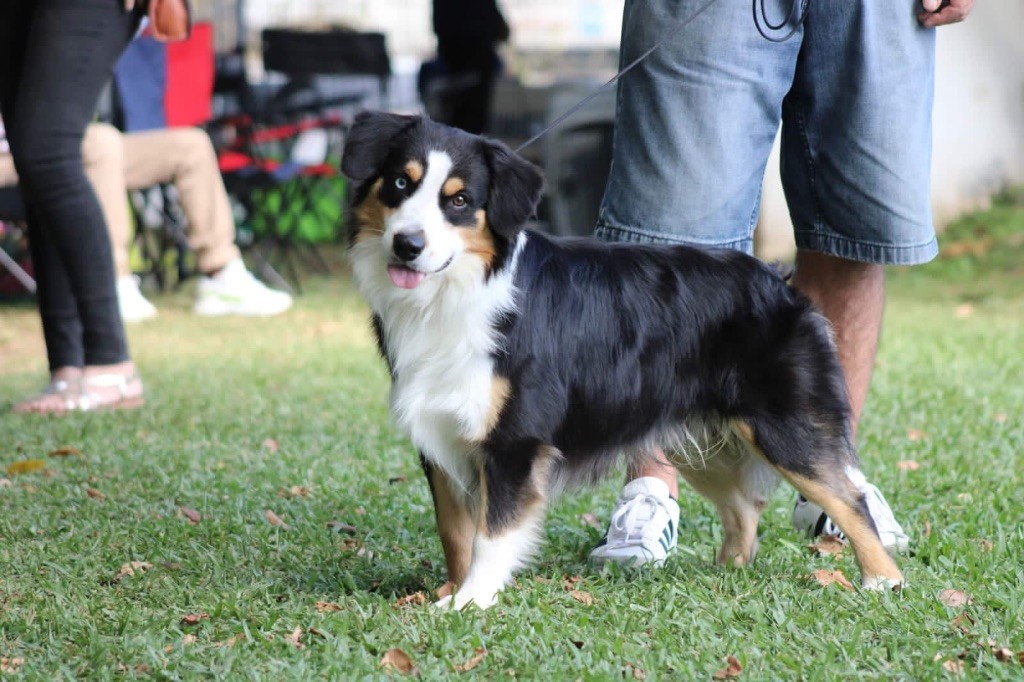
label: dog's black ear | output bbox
[342,111,419,182]
[482,139,544,239]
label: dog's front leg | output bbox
[436,442,559,610]
[420,453,474,585]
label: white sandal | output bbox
[76,371,145,411]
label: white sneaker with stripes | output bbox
[589,477,680,567]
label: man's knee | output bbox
[82,123,124,172]
[173,127,217,168]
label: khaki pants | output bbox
[0,122,240,277]
[85,122,240,276]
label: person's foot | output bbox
[589,477,680,567]
[193,258,293,317]
[77,362,145,411]
[11,367,82,414]
[117,275,158,323]
[792,482,910,555]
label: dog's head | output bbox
[342,112,543,289]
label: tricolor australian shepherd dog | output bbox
[342,112,903,609]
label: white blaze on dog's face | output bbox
[382,151,471,288]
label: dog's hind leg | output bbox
[730,419,903,590]
[436,442,560,610]
[675,446,778,566]
[421,454,474,585]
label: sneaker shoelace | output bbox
[609,493,663,547]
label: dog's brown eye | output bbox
[450,194,467,208]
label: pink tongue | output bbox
[387,264,426,289]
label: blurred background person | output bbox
[79,122,293,321]
[1,0,144,413]
[421,0,509,134]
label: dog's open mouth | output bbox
[386,256,454,289]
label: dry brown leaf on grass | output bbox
[264,509,288,528]
[286,627,304,650]
[938,589,973,608]
[993,413,1008,423]
[569,590,595,605]
[453,647,487,673]
[435,582,455,600]
[315,601,342,613]
[0,657,25,673]
[214,633,246,648]
[0,478,12,488]
[992,646,1015,663]
[179,507,201,524]
[394,592,427,608]
[811,569,854,591]
[580,512,603,529]
[906,429,927,442]
[279,485,311,498]
[624,662,646,679]
[182,634,197,645]
[924,520,933,538]
[262,438,280,453]
[951,612,975,634]
[109,561,152,584]
[180,613,210,626]
[713,655,743,679]
[380,648,417,675]
[326,521,358,535]
[954,304,975,319]
[897,460,921,471]
[561,575,583,590]
[5,459,46,476]
[978,539,994,552]
[942,659,965,675]
[806,535,845,557]
[388,475,408,485]
[48,446,82,457]
[86,487,106,500]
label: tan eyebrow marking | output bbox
[442,177,465,197]
[405,160,424,183]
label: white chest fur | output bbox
[351,233,525,492]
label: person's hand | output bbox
[918,0,974,28]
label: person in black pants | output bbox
[1,0,145,413]
[430,0,509,135]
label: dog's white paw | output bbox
[862,575,905,592]
[433,588,498,610]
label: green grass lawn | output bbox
[1,196,1022,679]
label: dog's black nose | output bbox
[393,232,426,262]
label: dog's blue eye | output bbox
[394,177,408,190]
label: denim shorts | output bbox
[595,0,938,265]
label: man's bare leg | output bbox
[791,250,885,438]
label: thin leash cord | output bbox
[515,0,809,154]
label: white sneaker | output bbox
[193,258,293,317]
[117,275,158,323]
[589,477,680,567]
[792,481,910,555]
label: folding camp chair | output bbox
[211,27,391,292]
[0,190,35,295]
